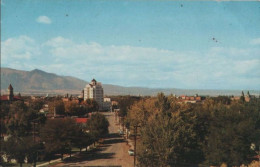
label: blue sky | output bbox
[1,0,260,90]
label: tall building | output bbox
[84,79,104,110]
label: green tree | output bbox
[138,109,205,166]
[202,102,260,166]
[117,96,141,117]
[40,118,78,160]
[2,101,46,167]
[137,113,172,167]
[6,101,46,137]
[86,113,109,142]
[64,101,80,116]
[72,125,93,152]
[125,94,260,166]
[155,93,171,114]
[48,100,65,115]
[211,96,231,105]
[0,103,9,138]
[82,99,99,113]
[29,99,45,111]
[240,91,245,102]
[2,136,34,167]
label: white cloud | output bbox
[1,36,260,89]
[233,59,260,75]
[250,38,260,45]
[1,36,40,64]
[44,36,73,47]
[36,16,52,24]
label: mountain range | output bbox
[1,67,259,96]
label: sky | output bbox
[1,0,260,90]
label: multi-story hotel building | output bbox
[83,79,104,110]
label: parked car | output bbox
[128,149,134,156]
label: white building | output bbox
[84,79,104,110]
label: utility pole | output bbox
[32,121,38,167]
[115,109,118,123]
[122,117,125,133]
[133,125,140,167]
[134,126,137,167]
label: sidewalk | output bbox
[36,148,87,167]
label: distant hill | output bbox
[1,67,259,96]
[1,68,87,95]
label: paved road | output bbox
[55,112,134,167]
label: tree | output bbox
[86,113,109,142]
[132,94,205,166]
[64,101,90,116]
[247,91,251,97]
[137,113,173,167]
[82,99,99,113]
[125,94,260,166]
[2,136,34,167]
[48,100,65,115]
[202,101,260,166]
[2,101,46,167]
[6,101,46,137]
[138,109,205,167]
[155,93,171,114]
[127,98,156,127]
[40,118,78,160]
[29,99,45,111]
[240,91,245,102]
[72,125,93,152]
[64,101,81,116]
[211,96,231,105]
[116,96,141,117]
[0,103,9,137]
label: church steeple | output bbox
[8,84,14,100]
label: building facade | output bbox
[84,79,104,110]
[103,97,112,111]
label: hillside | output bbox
[1,68,87,95]
[1,67,259,96]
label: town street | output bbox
[55,112,134,167]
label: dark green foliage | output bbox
[48,100,65,115]
[1,101,46,166]
[203,103,259,166]
[72,125,93,152]
[40,117,92,158]
[64,101,83,116]
[128,94,260,166]
[0,103,9,137]
[5,101,46,136]
[155,93,171,112]
[240,91,245,102]
[86,113,109,141]
[138,108,205,166]
[40,118,77,159]
[82,99,99,113]
[211,96,231,105]
[64,99,98,116]
[29,99,45,111]
[116,96,141,117]
[1,136,35,167]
